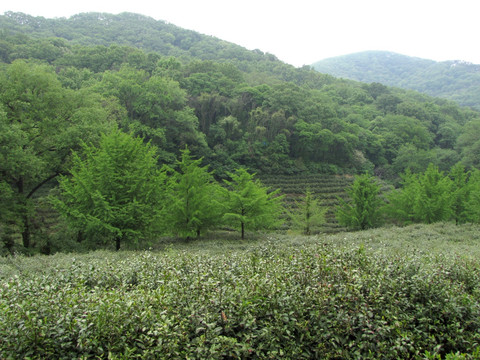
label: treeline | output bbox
[50,130,283,252]
[1,31,479,176]
[337,163,480,230]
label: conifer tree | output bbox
[163,147,221,239]
[336,174,383,230]
[221,168,283,239]
[289,189,326,235]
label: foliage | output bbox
[336,174,384,230]
[54,129,165,250]
[162,147,222,239]
[288,189,326,235]
[2,12,480,250]
[449,163,471,224]
[0,60,115,249]
[221,169,284,239]
[383,169,420,224]
[1,12,478,177]
[465,169,480,223]
[385,164,455,225]
[1,223,480,359]
[412,164,453,223]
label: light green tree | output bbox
[449,163,470,224]
[336,174,384,230]
[464,169,480,223]
[163,147,222,239]
[289,189,326,235]
[413,164,453,224]
[383,169,419,224]
[385,164,453,225]
[54,130,165,250]
[221,168,283,239]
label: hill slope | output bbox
[312,51,480,111]
[0,11,286,68]
[1,12,479,176]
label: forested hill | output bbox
[0,11,291,71]
[1,12,480,179]
[312,51,480,111]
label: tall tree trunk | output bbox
[17,177,31,248]
[21,216,31,248]
[115,237,121,251]
[241,207,245,240]
[3,222,16,254]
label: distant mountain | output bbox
[312,51,480,111]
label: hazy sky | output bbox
[1,0,478,67]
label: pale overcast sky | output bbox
[1,0,478,67]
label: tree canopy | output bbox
[54,129,164,250]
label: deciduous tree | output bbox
[221,168,283,239]
[0,60,114,248]
[54,130,165,250]
[163,147,222,239]
[289,189,326,235]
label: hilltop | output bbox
[312,51,480,111]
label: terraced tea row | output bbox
[261,174,355,233]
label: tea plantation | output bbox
[261,174,392,233]
[1,223,480,359]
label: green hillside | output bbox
[312,51,480,111]
[2,12,480,253]
[0,11,310,78]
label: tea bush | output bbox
[1,224,480,359]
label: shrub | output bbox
[1,226,479,359]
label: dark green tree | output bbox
[336,174,384,230]
[457,119,480,168]
[54,130,165,250]
[0,60,115,248]
[221,168,283,239]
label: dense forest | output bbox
[312,50,480,111]
[2,11,480,253]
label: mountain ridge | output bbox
[312,51,480,110]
